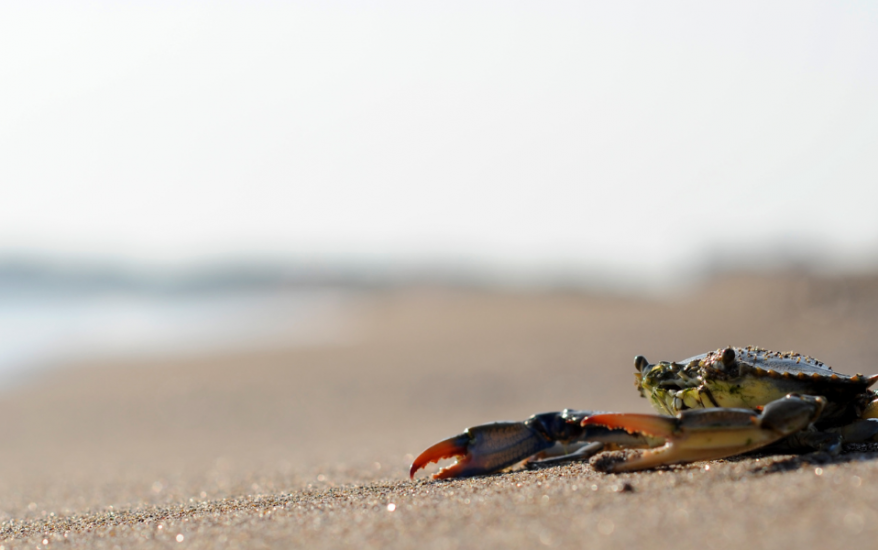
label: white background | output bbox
[2,1,877,287]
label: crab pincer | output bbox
[410,421,555,479]
[583,394,827,473]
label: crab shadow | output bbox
[741,443,878,475]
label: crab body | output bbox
[637,347,877,425]
[410,346,878,478]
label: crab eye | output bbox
[721,347,736,367]
[634,355,650,372]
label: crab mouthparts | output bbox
[409,434,472,479]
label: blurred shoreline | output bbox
[4,245,878,296]
[0,263,360,387]
[2,255,878,389]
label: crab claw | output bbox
[583,414,678,439]
[410,421,554,480]
[409,433,470,479]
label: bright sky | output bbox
[2,1,877,284]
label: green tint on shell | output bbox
[637,346,877,421]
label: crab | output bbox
[410,346,878,478]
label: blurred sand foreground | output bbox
[1,274,878,549]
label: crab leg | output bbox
[410,410,661,479]
[583,394,826,473]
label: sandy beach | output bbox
[1,273,878,549]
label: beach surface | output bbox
[2,274,878,549]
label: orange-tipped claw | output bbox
[583,413,678,439]
[409,433,471,479]
[410,421,555,480]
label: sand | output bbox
[1,273,878,549]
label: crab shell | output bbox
[635,346,878,425]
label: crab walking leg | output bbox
[410,410,662,479]
[583,394,827,473]
[859,392,878,419]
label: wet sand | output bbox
[1,274,878,549]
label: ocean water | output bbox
[0,286,355,387]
